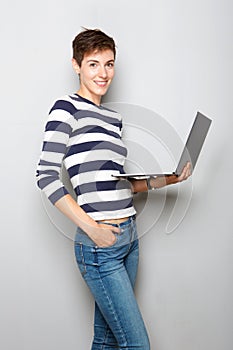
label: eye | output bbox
[106,62,114,68]
[89,62,97,68]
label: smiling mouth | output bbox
[94,81,108,87]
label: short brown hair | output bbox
[72,28,116,66]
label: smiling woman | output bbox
[72,49,115,105]
[36,27,191,350]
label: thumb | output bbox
[109,225,121,234]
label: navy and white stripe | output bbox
[36,94,136,220]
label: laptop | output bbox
[113,111,212,179]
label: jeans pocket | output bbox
[99,232,120,249]
[74,243,87,276]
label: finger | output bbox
[178,170,186,182]
[187,168,191,178]
[101,223,120,234]
[111,226,121,234]
[188,164,192,177]
[178,175,185,182]
[182,164,191,180]
[182,162,191,177]
[186,162,192,175]
[186,162,192,177]
[181,170,188,180]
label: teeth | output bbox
[95,81,107,86]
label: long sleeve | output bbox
[36,94,136,220]
[36,101,73,204]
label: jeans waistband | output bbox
[98,215,136,228]
[75,215,137,246]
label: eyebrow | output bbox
[87,59,115,63]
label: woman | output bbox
[36,28,191,350]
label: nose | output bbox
[98,65,107,78]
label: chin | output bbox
[97,89,109,97]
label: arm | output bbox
[130,162,192,193]
[36,102,119,247]
[55,194,120,247]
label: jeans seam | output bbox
[78,243,87,276]
[102,327,111,350]
[100,326,108,350]
[95,272,128,348]
[125,222,134,256]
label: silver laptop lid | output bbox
[175,111,212,176]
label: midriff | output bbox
[98,217,129,225]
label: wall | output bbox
[1,1,232,349]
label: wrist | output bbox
[80,219,99,238]
[146,176,157,191]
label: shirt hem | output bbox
[86,208,137,221]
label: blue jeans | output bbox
[74,215,150,350]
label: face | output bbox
[73,49,115,105]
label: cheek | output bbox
[109,69,115,80]
[80,71,94,83]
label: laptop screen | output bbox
[175,112,212,176]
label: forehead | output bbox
[83,49,115,62]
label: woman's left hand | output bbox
[169,161,192,184]
[153,162,192,188]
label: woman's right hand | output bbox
[54,194,121,248]
[87,222,121,248]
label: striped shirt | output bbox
[36,93,136,220]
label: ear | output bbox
[72,58,81,74]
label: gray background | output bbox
[1,0,232,349]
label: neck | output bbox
[76,89,101,106]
